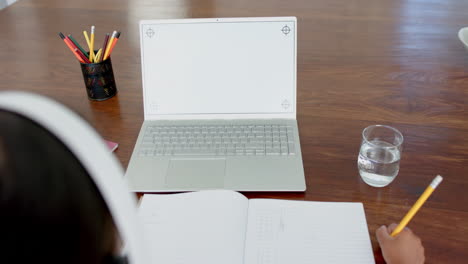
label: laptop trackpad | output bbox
[165,159,226,189]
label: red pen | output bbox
[64,36,90,63]
[74,48,91,64]
[59,32,85,63]
[65,36,91,63]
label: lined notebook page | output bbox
[243,200,375,264]
[139,190,249,264]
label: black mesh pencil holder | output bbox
[80,57,117,101]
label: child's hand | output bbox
[376,223,425,264]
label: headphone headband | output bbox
[0,91,149,263]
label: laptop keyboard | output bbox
[138,124,296,156]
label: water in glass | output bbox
[358,139,401,187]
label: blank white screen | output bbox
[141,20,295,116]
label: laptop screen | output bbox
[140,18,296,118]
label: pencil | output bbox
[90,25,95,62]
[95,48,103,63]
[68,34,88,57]
[83,30,91,59]
[59,32,85,63]
[65,35,91,63]
[103,30,117,61]
[106,32,120,59]
[100,33,110,62]
[75,48,91,64]
[391,175,443,237]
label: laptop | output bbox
[126,17,305,192]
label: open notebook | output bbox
[139,190,375,264]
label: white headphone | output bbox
[0,91,150,264]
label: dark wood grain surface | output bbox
[1,0,468,262]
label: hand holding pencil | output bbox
[376,224,425,264]
[375,175,443,264]
[391,175,443,237]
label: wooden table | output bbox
[1,0,467,262]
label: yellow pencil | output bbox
[95,48,102,63]
[90,25,95,62]
[103,30,117,61]
[83,30,91,61]
[391,175,443,237]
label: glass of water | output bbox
[357,125,403,187]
